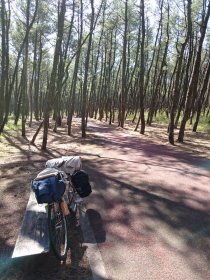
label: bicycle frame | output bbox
[47,171,83,261]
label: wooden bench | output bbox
[12,191,50,258]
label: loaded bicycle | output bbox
[31,156,92,261]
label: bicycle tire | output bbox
[48,202,68,261]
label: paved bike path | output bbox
[81,120,210,280]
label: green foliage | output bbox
[152,111,210,134]
[1,0,209,142]
[190,115,210,134]
[127,110,210,134]
[5,119,21,130]
[153,111,169,124]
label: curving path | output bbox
[81,119,210,280]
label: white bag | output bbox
[46,156,82,175]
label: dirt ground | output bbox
[0,117,210,280]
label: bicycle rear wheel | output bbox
[48,202,68,261]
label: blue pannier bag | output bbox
[31,171,66,204]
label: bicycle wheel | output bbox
[48,202,68,261]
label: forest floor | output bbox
[0,117,210,280]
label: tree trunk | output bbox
[0,0,37,134]
[81,0,95,138]
[135,0,146,133]
[30,121,43,145]
[178,1,210,142]
[193,58,210,132]
[68,0,83,136]
[119,0,128,128]
[168,0,192,144]
[41,0,66,149]
[21,0,31,137]
[0,0,10,129]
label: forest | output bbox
[0,0,210,149]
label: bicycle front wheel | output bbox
[48,202,68,261]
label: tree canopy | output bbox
[0,0,210,148]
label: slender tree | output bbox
[21,0,30,137]
[135,0,146,134]
[119,0,128,128]
[193,56,210,132]
[81,0,95,137]
[168,0,192,144]
[178,0,210,142]
[0,0,38,134]
[0,0,10,129]
[68,0,83,135]
[42,0,66,149]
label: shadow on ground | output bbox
[1,118,210,279]
[83,156,210,278]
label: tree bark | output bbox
[178,1,210,142]
[21,0,30,137]
[0,0,10,129]
[0,0,37,134]
[135,0,146,134]
[193,57,210,131]
[41,0,66,149]
[168,0,192,144]
[68,0,83,136]
[81,0,95,138]
[119,0,128,128]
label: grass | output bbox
[0,119,21,139]
[4,119,21,131]
[195,117,210,133]
[149,110,210,134]
[153,111,168,124]
[1,111,210,141]
[127,110,210,133]
[0,119,21,157]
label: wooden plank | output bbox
[12,191,50,258]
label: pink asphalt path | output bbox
[82,119,210,280]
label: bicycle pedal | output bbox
[68,202,77,213]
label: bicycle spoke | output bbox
[48,203,68,261]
